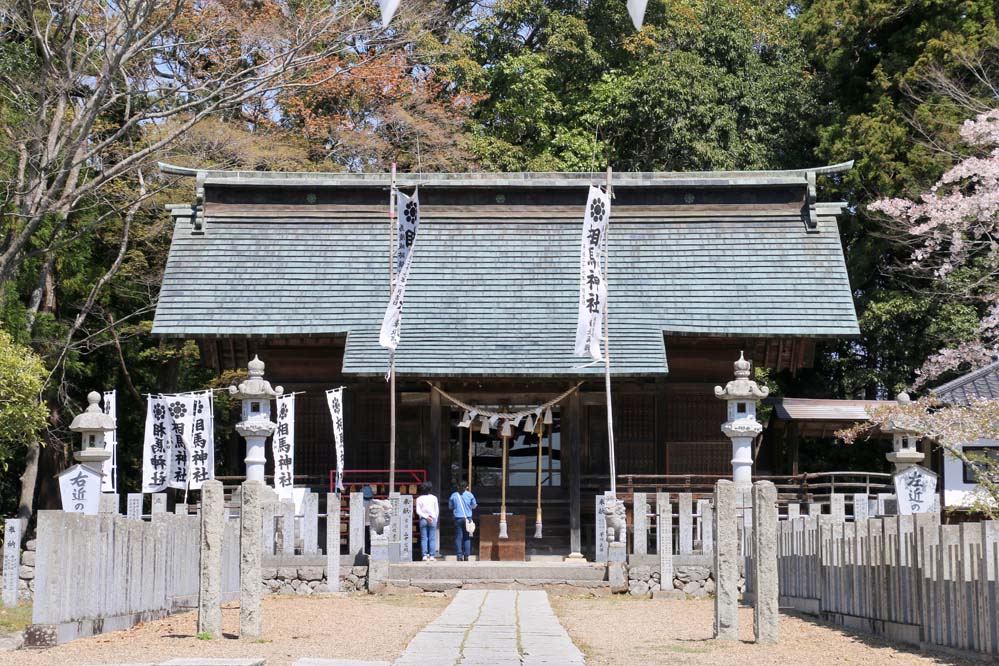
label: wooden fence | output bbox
[776,514,999,656]
[28,510,238,645]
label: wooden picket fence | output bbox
[776,514,999,656]
[28,510,239,645]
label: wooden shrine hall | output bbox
[152,163,860,556]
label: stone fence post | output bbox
[713,480,738,641]
[239,480,262,638]
[198,480,223,638]
[752,481,778,644]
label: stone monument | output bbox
[715,352,769,488]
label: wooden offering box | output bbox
[478,514,526,561]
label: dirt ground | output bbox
[1,594,449,666]
[551,596,980,666]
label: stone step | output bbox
[388,561,606,581]
[382,578,610,592]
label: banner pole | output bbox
[535,420,543,539]
[389,163,397,493]
[604,165,616,498]
[499,434,509,539]
[467,426,473,489]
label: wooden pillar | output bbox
[568,388,582,556]
[787,421,800,476]
[655,377,668,474]
[430,384,442,493]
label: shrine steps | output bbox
[379,561,610,594]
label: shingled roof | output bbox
[931,360,999,405]
[152,165,860,377]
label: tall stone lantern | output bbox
[884,391,924,472]
[69,391,115,473]
[229,356,283,483]
[714,352,769,488]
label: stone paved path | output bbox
[393,590,584,666]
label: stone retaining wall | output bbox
[15,539,36,601]
[261,565,368,594]
[624,561,746,599]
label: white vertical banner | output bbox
[574,185,611,361]
[101,390,118,493]
[274,394,296,499]
[142,396,171,493]
[166,394,195,490]
[187,392,213,490]
[379,188,420,351]
[326,388,345,494]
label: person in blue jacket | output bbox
[448,481,477,561]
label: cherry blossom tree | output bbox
[869,109,999,388]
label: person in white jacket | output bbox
[415,482,439,561]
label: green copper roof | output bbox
[152,167,859,377]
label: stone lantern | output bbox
[714,352,769,488]
[884,391,924,472]
[229,356,283,483]
[69,391,115,473]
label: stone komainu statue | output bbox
[603,499,627,543]
[368,499,393,535]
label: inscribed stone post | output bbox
[126,493,143,520]
[281,499,295,556]
[302,492,318,555]
[656,493,673,585]
[679,493,693,554]
[349,492,364,557]
[198,480,224,638]
[327,494,341,592]
[595,494,608,563]
[262,501,275,556]
[752,481,779,644]
[151,493,167,516]
[830,494,846,521]
[2,519,21,606]
[401,495,413,562]
[387,492,402,563]
[99,493,118,514]
[699,499,714,554]
[713,480,739,641]
[808,502,822,517]
[787,503,800,521]
[239,480,262,638]
[852,494,869,522]
[633,492,648,556]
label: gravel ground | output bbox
[551,596,979,666]
[2,594,449,666]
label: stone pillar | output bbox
[715,353,769,489]
[656,493,673,586]
[830,493,846,520]
[349,492,365,557]
[752,481,778,644]
[126,493,143,520]
[713,480,739,641]
[281,499,295,556]
[2,520,22,607]
[239,480,262,638]
[198,480,224,638]
[151,493,167,516]
[368,531,389,593]
[99,493,118,514]
[679,493,693,554]
[633,492,648,556]
[699,499,714,555]
[262,501,275,556]
[327,493,341,592]
[400,495,413,562]
[302,492,318,555]
[594,494,608,563]
[852,494,869,521]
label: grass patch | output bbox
[665,644,711,654]
[0,603,32,633]
[196,631,214,640]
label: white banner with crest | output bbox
[274,394,296,499]
[142,396,170,492]
[101,390,118,492]
[166,394,195,490]
[326,388,345,493]
[187,391,214,490]
[379,188,420,351]
[574,185,611,361]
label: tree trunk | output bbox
[17,442,40,532]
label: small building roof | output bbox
[931,360,999,405]
[152,164,860,377]
[770,397,885,422]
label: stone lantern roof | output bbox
[714,352,770,400]
[881,391,920,434]
[69,391,116,433]
[228,355,283,400]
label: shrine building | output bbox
[152,163,859,555]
